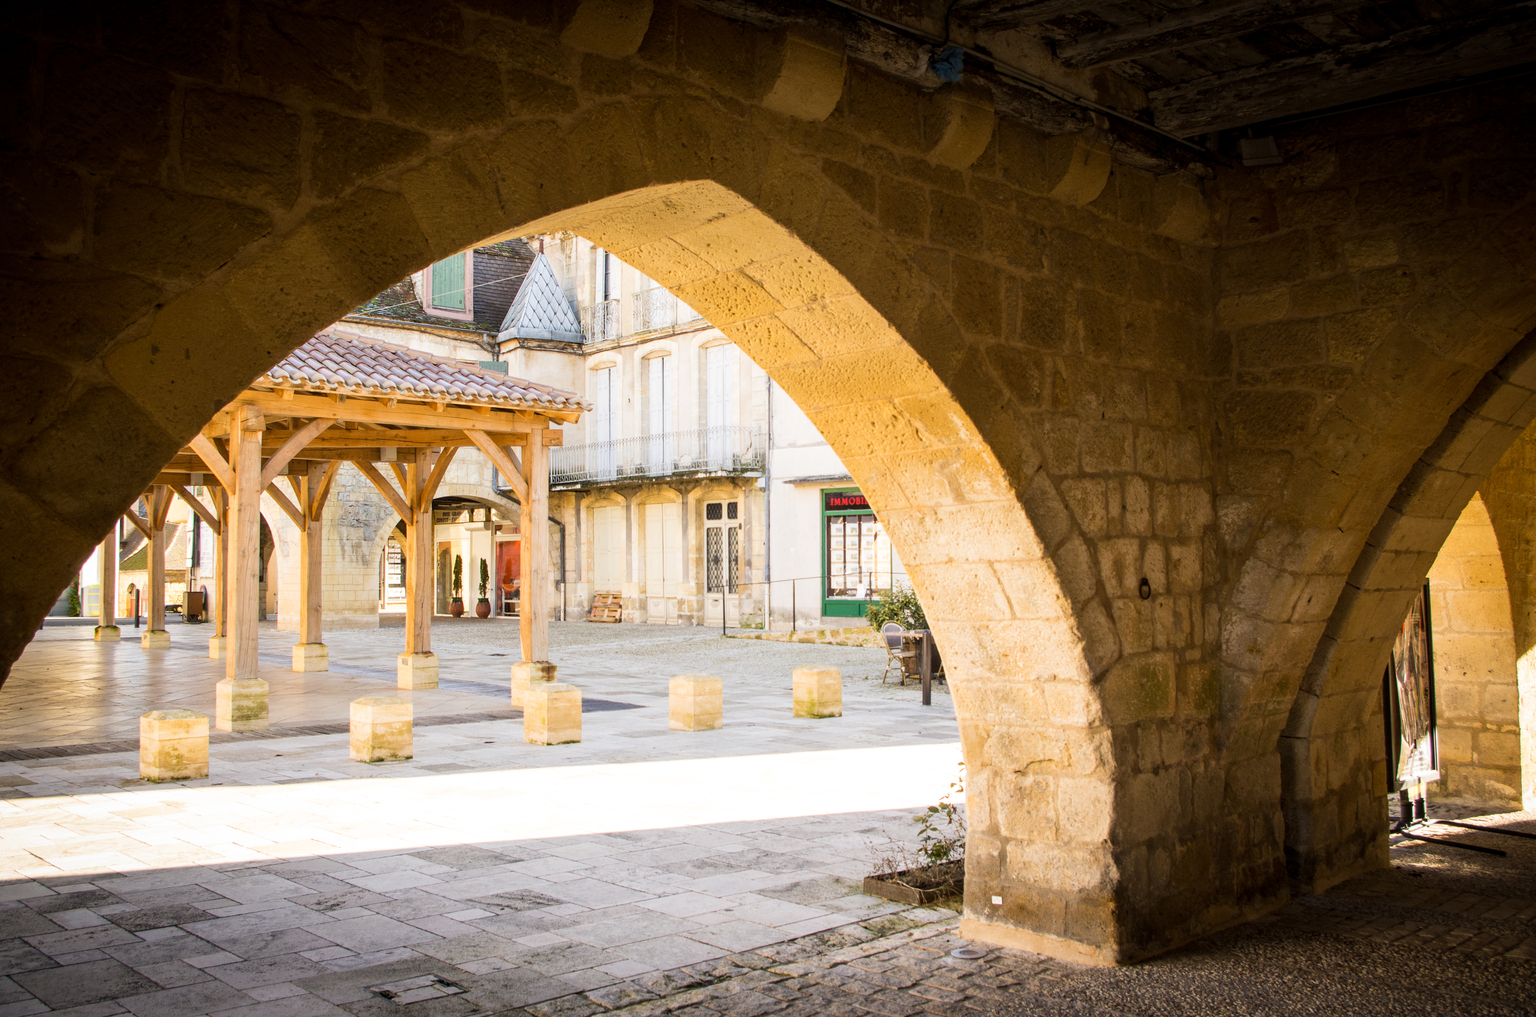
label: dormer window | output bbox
[423,252,472,320]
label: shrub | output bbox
[866,582,927,631]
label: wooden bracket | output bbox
[260,417,332,488]
[354,460,412,520]
[464,429,528,500]
[188,433,236,491]
[168,484,221,536]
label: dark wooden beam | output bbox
[1149,4,1536,136]
[952,0,1098,30]
[1056,0,1377,70]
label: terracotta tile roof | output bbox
[258,332,587,415]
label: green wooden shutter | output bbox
[432,253,466,310]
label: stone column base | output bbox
[141,630,171,649]
[510,660,558,708]
[139,710,209,782]
[524,682,582,745]
[292,643,329,672]
[793,666,842,718]
[350,696,413,762]
[398,652,439,689]
[208,636,226,659]
[215,677,270,732]
[93,626,120,642]
[957,917,1116,968]
[670,674,723,731]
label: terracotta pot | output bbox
[449,598,464,618]
[475,598,491,618]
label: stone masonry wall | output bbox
[1,0,1534,964]
[1426,493,1522,806]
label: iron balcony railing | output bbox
[632,287,705,333]
[580,299,619,342]
[550,425,766,486]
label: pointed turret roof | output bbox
[500,254,584,343]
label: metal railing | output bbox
[580,299,619,342]
[632,287,674,332]
[550,425,765,485]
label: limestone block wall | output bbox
[1425,494,1521,806]
[1,0,1534,966]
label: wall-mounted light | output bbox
[1239,136,1282,166]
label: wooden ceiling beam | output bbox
[1148,4,1536,135]
[240,390,577,429]
[1056,0,1377,70]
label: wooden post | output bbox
[399,453,439,688]
[293,462,328,672]
[218,406,269,731]
[141,486,172,648]
[94,526,119,641]
[521,428,550,663]
[211,486,228,659]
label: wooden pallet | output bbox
[588,592,622,623]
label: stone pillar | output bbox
[524,682,582,745]
[511,660,558,709]
[140,710,208,782]
[350,696,413,762]
[793,666,842,718]
[210,487,228,659]
[141,486,171,649]
[218,407,269,731]
[95,527,119,642]
[670,674,722,731]
[399,457,438,689]
[521,429,550,664]
[293,463,328,673]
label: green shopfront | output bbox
[821,488,904,618]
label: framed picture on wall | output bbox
[1384,582,1440,791]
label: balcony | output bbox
[550,426,766,487]
[632,287,704,333]
[580,298,619,343]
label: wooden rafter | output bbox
[260,417,333,488]
[151,486,174,530]
[168,484,221,535]
[265,483,305,529]
[188,433,236,491]
[463,430,528,501]
[239,390,579,429]
[353,460,412,521]
[421,447,459,508]
[124,510,152,540]
[310,461,342,520]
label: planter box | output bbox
[863,864,962,906]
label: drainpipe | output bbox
[764,374,773,633]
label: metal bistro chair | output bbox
[882,622,916,685]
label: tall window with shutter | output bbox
[428,252,467,312]
[705,344,736,468]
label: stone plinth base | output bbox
[397,652,438,689]
[350,696,412,762]
[215,677,269,732]
[670,675,723,731]
[511,660,558,708]
[141,630,170,649]
[524,682,582,745]
[140,710,208,782]
[93,626,120,642]
[957,918,1115,968]
[208,636,226,659]
[292,643,329,672]
[793,666,842,718]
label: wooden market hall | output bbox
[96,332,585,731]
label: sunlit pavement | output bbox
[0,621,965,1013]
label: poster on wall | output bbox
[1384,583,1439,790]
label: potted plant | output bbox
[450,553,465,617]
[864,764,965,905]
[476,558,491,618]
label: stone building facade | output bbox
[4,0,1535,967]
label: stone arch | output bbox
[1278,340,1536,888]
[1480,426,1536,810]
[1425,493,1521,807]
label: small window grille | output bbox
[726,502,738,520]
[705,502,723,521]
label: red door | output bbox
[496,540,520,615]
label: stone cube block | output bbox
[793,666,842,718]
[670,675,722,731]
[141,629,170,649]
[140,710,208,782]
[398,652,438,689]
[292,642,329,672]
[351,696,413,762]
[208,636,225,659]
[94,625,120,642]
[524,682,582,745]
[511,660,558,708]
[215,677,269,732]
